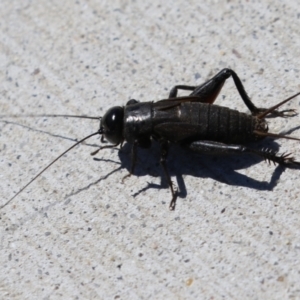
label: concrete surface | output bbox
[1,1,300,299]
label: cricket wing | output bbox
[154,96,207,110]
[154,122,204,143]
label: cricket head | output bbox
[100,106,124,144]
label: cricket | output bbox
[1,68,300,210]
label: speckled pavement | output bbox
[1,1,300,299]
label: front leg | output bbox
[122,137,151,182]
[122,141,138,183]
[160,141,178,210]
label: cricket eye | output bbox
[126,99,139,106]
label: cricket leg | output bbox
[186,140,300,166]
[169,69,241,105]
[122,141,138,183]
[170,68,296,117]
[169,85,197,98]
[160,141,178,210]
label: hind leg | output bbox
[169,68,297,117]
[186,140,300,166]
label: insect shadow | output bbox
[90,137,288,206]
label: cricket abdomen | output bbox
[180,103,268,144]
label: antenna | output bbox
[1,130,101,210]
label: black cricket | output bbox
[2,68,300,210]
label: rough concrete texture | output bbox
[1,1,300,299]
